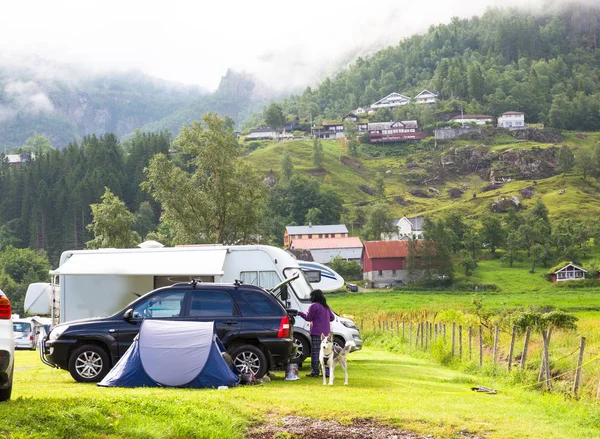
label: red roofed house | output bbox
[362,241,409,288]
[291,236,363,265]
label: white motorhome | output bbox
[25,244,362,364]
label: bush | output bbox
[329,255,362,280]
[246,141,262,151]
[409,189,430,198]
[447,187,464,198]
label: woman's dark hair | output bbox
[309,289,328,307]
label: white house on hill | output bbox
[370,93,411,110]
[414,90,438,104]
[497,111,526,129]
[382,216,424,240]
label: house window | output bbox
[392,270,396,275]
[319,234,323,238]
[378,270,383,276]
[309,235,312,239]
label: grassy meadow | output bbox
[2,347,600,439]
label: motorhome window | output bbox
[133,291,185,319]
[154,275,214,289]
[240,271,280,289]
[190,291,236,317]
[283,267,312,301]
[242,291,280,315]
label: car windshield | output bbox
[283,267,313,301]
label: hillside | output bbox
[276,2,600,131]
[0,61,277,149]
[244,131,600,222]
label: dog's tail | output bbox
[341,341,355,355]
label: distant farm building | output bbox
[290,236,363,265]
[547,263,587,282]
[284,224,348,248]
[383,216,424,241]
[367,120,426,143]
[497,111,526,129]
[362,240,409,288]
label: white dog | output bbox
[319,333,355,385]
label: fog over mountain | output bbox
[0,0,594,147]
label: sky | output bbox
[1,0,548,92]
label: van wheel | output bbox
[0,365,13,402]
[230,345,267,379]
[68,345,110,383]
[291,335,309,365]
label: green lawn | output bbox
[3,349,600,439]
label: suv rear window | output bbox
[190,291,237,317]
[242,291,281,315]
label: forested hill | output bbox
[275,2,600,130]
[0,61,276,149]
[132,70,280,138]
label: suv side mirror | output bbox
[123,308,136,325]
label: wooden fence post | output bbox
[434,323,437,342]
[420,323,424,349]
[402,321,405,341]
[425,322,428,350]
[409,322,413,347]
[479,326,483,367]
[396,320,399,336]
[493,326,499,364]
[520,328,531,370]
[451,323,456,357]
[443,324,447,343]
[459,325,463,359]
[468,326,472,361]
[508,326,516,372]
[573,337,586,398]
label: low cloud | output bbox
[0,79,55,121]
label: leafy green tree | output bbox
[329,255,362,280]
[480,214,504,255]
[374,172,386,201]
[343,119,359,158]
[86,187,140,249]
[16,134,53,156]
[312,137,324,169]
[463,229,482,260]
[575,147,594,180]
[305,207,322,225]
[0,246,51,314]
[134,201,158,240]
[502,231,523,267]
[460,253,478,276]
[362,203,395,241]
[143,113,266,245]
[280,147,294,181]
[557,145,575,177]
[263,102,285,134]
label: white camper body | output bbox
[25,245,362,362]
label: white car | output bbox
[13,319,36,350]
[0,289,14,401]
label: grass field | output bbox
[2,348,600,439]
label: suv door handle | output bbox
[223,320,238,325]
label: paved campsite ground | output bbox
[1,348,599,439]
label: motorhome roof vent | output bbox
[137,240,165,249]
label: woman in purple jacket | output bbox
[297,289,335,377]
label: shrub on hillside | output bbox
[482,183,502,192]
[519,186,535,199]
[447,187,464,198]
[409,189,430,198]
[359,185,375,195]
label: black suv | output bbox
[41,281,294,382]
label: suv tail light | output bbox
[0,296,11,319]
[278,315,290,338]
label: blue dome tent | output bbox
[98,320,239,388]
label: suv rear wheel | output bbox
[68,344,110,383]
[291,335,309,365]
[230,344,267,379]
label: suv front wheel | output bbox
[68,344,110,383]
[230,345,267,379]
